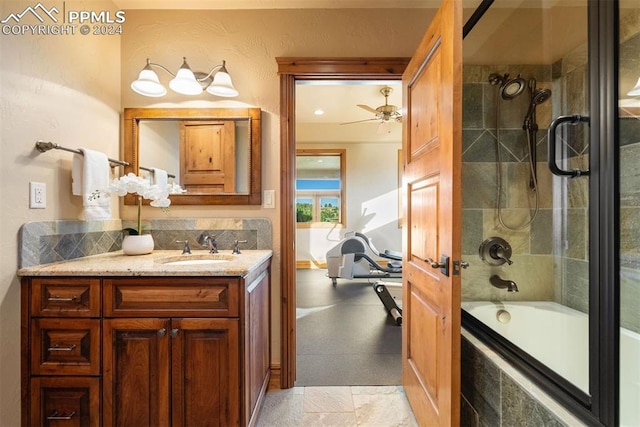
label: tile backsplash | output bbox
[19,218,272,268]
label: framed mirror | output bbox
[123,107,262,205]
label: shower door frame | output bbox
[461,1,620,426]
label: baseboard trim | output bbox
[296,260,327,269]
[268,363,281,390]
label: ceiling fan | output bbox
[340,86,402,133]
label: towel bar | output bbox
[35,141,175,178]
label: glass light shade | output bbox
[628,77,640,97]
[169,59,203,95]
[207,71,239,97]
[131,68,167,97]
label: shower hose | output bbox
[494,91,540,231]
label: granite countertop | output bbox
[17,250,273,277]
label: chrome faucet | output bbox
[490,275,519,292]
[233,239,248,254]
[197,232,218,253]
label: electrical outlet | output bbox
[29,182,46,209]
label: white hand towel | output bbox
[73,148,111,221]
[151,168,168,189]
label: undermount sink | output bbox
[163,259,229,266]
[158,254,236,266]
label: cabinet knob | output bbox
[170,328,179,338]
[157,328,166,337]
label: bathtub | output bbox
[462,301,640,427]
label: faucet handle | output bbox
[196,232,210,246]
[176,240,191,254]
[233,239,248,254]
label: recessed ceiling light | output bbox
[314,109,324,115]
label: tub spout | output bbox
[490,275,519,292]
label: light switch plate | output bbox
[30,182,46,209]
[263,190,275,208]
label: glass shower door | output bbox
[618,2,640,425]
[461,0,591,394]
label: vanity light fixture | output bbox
[628,76,640,97]
[131,57,239,98]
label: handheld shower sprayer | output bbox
[490,71,552,231]
[522,78,551,190]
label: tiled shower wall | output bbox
[619,17,640,334]
[461,53,590,308]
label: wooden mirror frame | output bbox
[123,107,262,205]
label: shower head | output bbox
[531,88,551,105]
[488,72,526,100]
[523,87,552,132]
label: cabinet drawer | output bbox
[31,318,100,376]
[32,278,101,317]
[31,377,100,427]
[104,277,240,317]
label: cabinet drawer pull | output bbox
[47,411,76,420]
[47,344,77,352]
[47,295,78,302]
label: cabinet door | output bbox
[180,120,236,193]
[171,318,240,427]
[103,318,170,427]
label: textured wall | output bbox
[0,1,122,424]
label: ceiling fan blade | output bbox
[340,118,379,125]
[357,104,378,114]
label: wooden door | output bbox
[401,0,462,425]
[180,120,236,193]
[171,318,240,427]
[103,318,170,427]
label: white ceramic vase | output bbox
[121,234,154,255]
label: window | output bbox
[296,149,345,227]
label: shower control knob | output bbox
[479,237,513,266]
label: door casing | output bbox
[277,57,409,387]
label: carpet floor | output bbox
[295,269,402,386]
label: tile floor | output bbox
[256,385,418,427]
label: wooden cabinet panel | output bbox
[31,377,100,427]
[32,318,100,376]
[245,270,271,424]
[103,318,170,427]
[171,318,240,427]
[103,277,239,317]
[32,278,100,317]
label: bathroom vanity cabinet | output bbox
[19,251,271,427]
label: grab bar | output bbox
[547,115,590,178]
[35,140,175,178]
